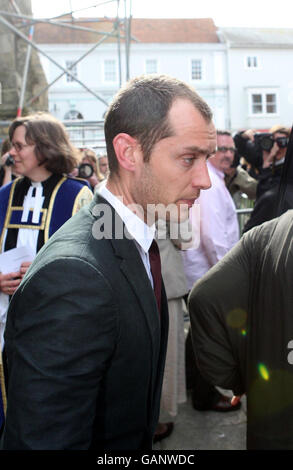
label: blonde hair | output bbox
[269,125,290,136]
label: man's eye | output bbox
[182,157,194,165]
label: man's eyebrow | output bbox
[182,145,216,155]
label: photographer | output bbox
[256,125,290,198]
[242,125,291,232]
[78,148,105,192]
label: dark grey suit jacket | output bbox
[1,194,168,450]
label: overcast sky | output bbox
[31,0,293,28]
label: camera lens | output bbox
[78,163,94,179]
[260,136,274,152]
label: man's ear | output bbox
[112,133,140,172]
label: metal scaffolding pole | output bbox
[116,0,122,88]
[9,0,21,14]
[26,28,116,107]
[51,0,117,20]
[0,14,109,107]
[0,10,125,39]
[124,0,132,81]
[1,0,133,123]
[9,0,34,116]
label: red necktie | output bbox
[149,240,162,312]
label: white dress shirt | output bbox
[181,160,240,291]
[98,183,156,287]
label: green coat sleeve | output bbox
[188,236,251,396]
[3,257,118,449]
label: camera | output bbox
[5,154,15,166]
[233,132,263,169]
[253,133,274,152]
[78,163,94,179]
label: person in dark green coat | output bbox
[189,210,293,449]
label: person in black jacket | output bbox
[243,125,291,233]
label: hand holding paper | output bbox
[0,272,21,296]
[20,261,32,279]
[0,246,35,295]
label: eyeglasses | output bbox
[11,142,33,152]
[274,137,289,148]
[217,146,236,154]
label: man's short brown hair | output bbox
[9,112,78,175]
[104,74,213,175]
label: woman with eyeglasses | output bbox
[0,113,93,343]
[0,113,93,432]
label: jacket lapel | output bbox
[90,193,169,427]
[90,194,162,357]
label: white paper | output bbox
[0,246,35,274]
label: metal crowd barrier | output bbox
[236,207,253,233]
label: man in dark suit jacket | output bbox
[1,74,216,450]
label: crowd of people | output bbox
[0,73,292,451]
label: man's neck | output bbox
[106,177,146,223]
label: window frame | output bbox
[103,59,118,84]
[245,55,260,70]
[248,88,279,117]
[145,59,158,75]
[190,58,204,82]
[65,60,78,84]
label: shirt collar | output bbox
[98,183,156,253]
[207,160,225,179]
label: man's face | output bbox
[99,156,109,175]
[132,98,216,223]
[210,134,236,173]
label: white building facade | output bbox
[35,20,293,142]
[35,18,230,138]
[220,28,293,132]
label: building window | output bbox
[104,59,117,82]
[251,94,262,114]
[145,59,158,74]
[266,93,277,113]
[249,89,278,116]
[65,61,78,82]
[246,56,259,69]
[191,59,202,81]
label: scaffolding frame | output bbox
[0,0,133,117]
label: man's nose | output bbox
[191,161,211,190]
